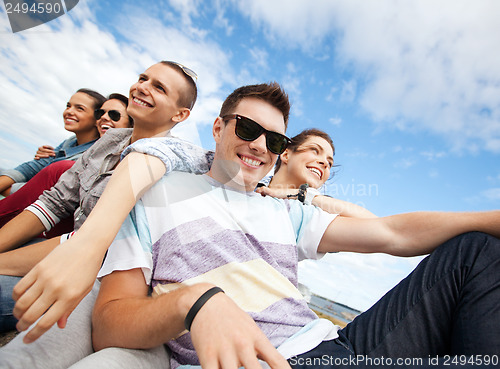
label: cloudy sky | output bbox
[1,0,499,311]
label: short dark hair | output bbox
[107,93,134,127]
[160,61,197,110]
[274,128,335,173]
[76,88,106,110]
[219,82,290,129]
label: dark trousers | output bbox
[291,232,500,368]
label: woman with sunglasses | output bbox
[0,93,133,234]
[35,93,133,160]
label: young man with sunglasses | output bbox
[88,81,500,368]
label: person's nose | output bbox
[136,80,151,96]
[249,133,267,154]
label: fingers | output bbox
[256,341,291,369]
[13,270,74,335]
[22,300,71,343]
[13,281,48,332]
[238,347,268,369]
[57,311,70,329]
[34,145,56,159]
[12,271,36,301]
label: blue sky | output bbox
[1,0,499,311]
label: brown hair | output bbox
[274,128,335,173]
[76,88,106,110]
[219,82,290,129]
[160,61,198,110]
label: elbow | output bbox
[92,305,120,351]
[92,320,112,352]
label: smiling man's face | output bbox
[210,97,286,191]
[127,63,188,133]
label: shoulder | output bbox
[58,135,77,148]
[91,128,133,149]
[101,128,134,140]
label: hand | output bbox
[255,186,299,200]
[34,145,56,160]
[190,292,291,369]
[12,236,104,343]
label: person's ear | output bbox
[212,117,224,143]
[280,149,290,165]
[172,107,191,124]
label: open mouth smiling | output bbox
[239,154,263,168]
[307,166,322,180]
[133,97,153,107]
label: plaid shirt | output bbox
[27,129,134,231]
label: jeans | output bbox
[0,275,21,333]
[291,232,500,368]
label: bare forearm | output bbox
[0,211,46,253]
[93,282,210,351]
[321,210,500,256]
[312,196,377,218]
[385,210,500,256]
[0,176,15,196]
[0,237,59,276]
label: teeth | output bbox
[241,156,262,167]
[100,124,112,130]
[133,97,151,107]
[66,118,77,123]
[308,167,321,178]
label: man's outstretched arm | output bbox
[319,210,500,255]
[12,152,167,342]
[93,269,290,369]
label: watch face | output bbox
[5,0,80,33]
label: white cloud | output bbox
[232,0,500,153]
[480,188,500,202]
[249,47,269,70]
[465,187,500,206]
[394,157,417,169]
[340,80,356,103]
[428,169,439,178]
[0,2,234,169]
[420,150,447,161]
[213,0,235,36]
[0,2,140,168]
[329,117,342,126]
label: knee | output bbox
[435,231,500,266]
[42,161,75,180]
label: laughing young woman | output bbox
[257,128,376,218]
[0,89,106,197]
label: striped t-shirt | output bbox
[99,171,339,368]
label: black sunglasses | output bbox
[94,109,121,122]
[222,114,291,155]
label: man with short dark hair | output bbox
[92,81,500,368]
